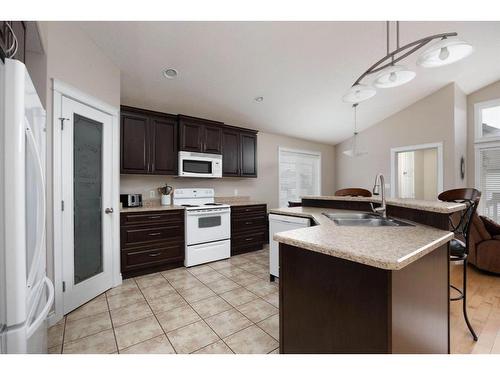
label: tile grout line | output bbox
[159,271,233,354]
[133,276,179,354]
[104,289,121,353]
[176,257,278,353]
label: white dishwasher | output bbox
[269,213,311,280]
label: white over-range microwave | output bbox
[178,151,222,178]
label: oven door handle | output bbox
[188,211,230,217]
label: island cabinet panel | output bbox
[279,243,450,354]
[231,204,268,256]
[120,210,185,278]
[120,106,178,175]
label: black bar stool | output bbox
[438,188,481,341]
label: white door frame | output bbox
[390,142,444,198]
[50,80,121,325]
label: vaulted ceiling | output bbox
[78,21,500,145]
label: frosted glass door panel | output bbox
[73,114,103,284]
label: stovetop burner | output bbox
[204,203,223,206]
[181,204,199,208]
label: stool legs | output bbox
[462,259,478,341]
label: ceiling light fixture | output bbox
[374,64,416,88]
[343,21,473,104]
[343,104,368,157]
[417,37,474,68]
[342,84,376,103]
[163,68,178,79]
[254,96,264,103]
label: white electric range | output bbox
[173,188,231,267]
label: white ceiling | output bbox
[78,21,500,145]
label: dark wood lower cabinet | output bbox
[231,204,268,255]
[279,243,449,354]
[120,209,185,278]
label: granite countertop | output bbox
[302,195,466,214]
[120,204,185,213]
[270,206,453,271]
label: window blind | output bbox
[279,149,321,208]
[478,147,500,222]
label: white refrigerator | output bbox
[0,58,54,353]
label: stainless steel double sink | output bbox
[323,212,414,227]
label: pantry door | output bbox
[60,96,114,314]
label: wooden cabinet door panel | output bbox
[240,132,257,177]
[121,111,150,174]
[203,125,222,154]
[151,116,177,175]
[180,122,203,152]
[222,129,240,176]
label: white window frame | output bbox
[390,142,444,198]
[278,147,322,207]
[474,140,500,218]
[474,98,500,144]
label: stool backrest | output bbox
[335,188,372,197]
[438,188,481,252]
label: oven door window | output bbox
[183,160,212,174]
[199,215,221,228]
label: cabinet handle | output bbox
[245,237,254,241]
[149,216,161,219]
[148,252,162,257]
[245,221,252,225]
[148,232,162,236]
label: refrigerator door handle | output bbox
[26,277,54,339]
[25,120,47,290]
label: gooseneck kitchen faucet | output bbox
[371,173,387,218]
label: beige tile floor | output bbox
[48,246,279,354]
[50,245,500,354]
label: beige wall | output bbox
[336,83,461,195]
[37,21,121,281]
[120,131,336,209]
[467,79,500,186]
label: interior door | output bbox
[61,96,114,314]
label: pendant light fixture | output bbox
[342,84,376,103]
[342,21,473,103]
[343,104,367,157]
[417,36,473,68]
[374,64,416,88]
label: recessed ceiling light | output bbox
[163,68,178,79]
[254,96,264,103]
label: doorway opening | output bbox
[390,142,443,200]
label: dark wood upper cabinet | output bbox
[240,132,257,177]
[121,107,257,177]
[178,115,223,154]
[121,110,150,174]
[204,125,222,154]
[222,128,240,176]
[120,106,178,175]
[150,115,178,175]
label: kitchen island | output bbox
[272,197,465,354]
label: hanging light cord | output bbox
[353,103,358,135]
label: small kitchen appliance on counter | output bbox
[120,193,142,208]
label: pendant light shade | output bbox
[342,84,376,104]
[373,65,416,88]
[417,37,473,68]
[343,104,367,157]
